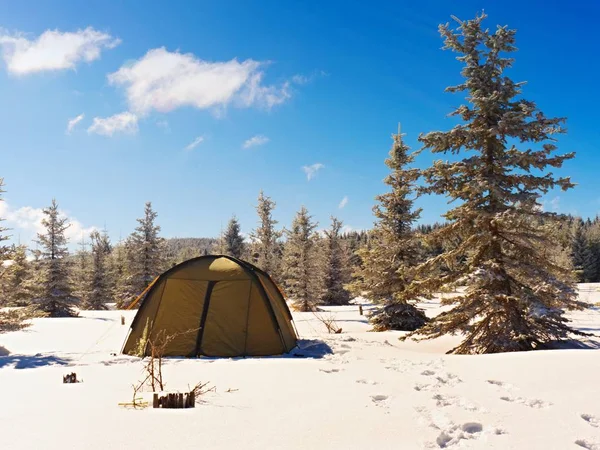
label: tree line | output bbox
[0,13,590,354]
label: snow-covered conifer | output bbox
[408,14,582,353]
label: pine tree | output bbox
[348,131,428,331]
[3,245,36,306]
[281,206,319,311]
[319,217,351,305]
[223,215,245,259]
[407,14,583,354]
[118,202,165,308]
[82,230,112,310]
[32,199,77,317]
[250,191,283,277]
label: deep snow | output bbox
[1,285,599,449]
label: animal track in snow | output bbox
[575,439,600,450]
[581,414,600,428]
[500,396,552,409]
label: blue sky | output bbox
[0,0,598,246]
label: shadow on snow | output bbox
[0,353,70,369]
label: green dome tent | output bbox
[122,255,297,357]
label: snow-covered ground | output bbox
[1,286,600,450]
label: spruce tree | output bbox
[250,191,282,277]
[82,230,112,310]
[223,215,245,259]
[281,206,319,311]
[118,202,165,308]
[319,217,351,305]
[408,14,582,354]
[348,131,428,331]
[3,245,36,306]
[32,199,77,317]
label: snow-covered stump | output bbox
[152,391,195,409]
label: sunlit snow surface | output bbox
[1,285,599,449]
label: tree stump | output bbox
[359,305,363,316]
[63,372,78,383]
[152,391,196,409]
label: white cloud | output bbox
[66,113,84,134]
[0,27,120,75]
[87,112,138,136]
[184,135,205,151]
[339,196,348,209]
[107,47,293,116]
[302,163,324,181]
[1,201,97,247]
[242,135,269,149]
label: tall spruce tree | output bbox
[281,206,319,311]
[348,131,428,331]
[319,217,351,305]
[408,14,583,354]
[118,202,165,307]
[223,215,245,259]
[250,191,282,277]
[81,230,112,310]
[32,199,77,317]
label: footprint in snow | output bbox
[435,422,483,448]
[500,396,552,409]
[370,394,390,411]
[319,368,341,374]
[575,439,600,450]
[356,378,379,385]
[432,394,482,412]
[581,414,600,428]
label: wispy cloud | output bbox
[66,113,84,134]
[0,27,120,75]
[87,111,138,136]
[242,135,269,149]
[302,163,325,181]
[184,135,205,151]
[107,47,295,116]
[291,70,327,85]
[339,196,348,209]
